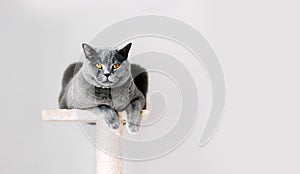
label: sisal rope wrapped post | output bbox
[41,109,148,174]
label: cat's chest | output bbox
[69,85,132,111]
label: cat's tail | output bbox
[131,64,148,109]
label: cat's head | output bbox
[81,43,132,88]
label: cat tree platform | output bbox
[41,109,148,174]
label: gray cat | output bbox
[58,43,148,134]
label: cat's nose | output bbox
[104,73,110,77]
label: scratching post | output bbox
[41,109,148,174]
[96,119,123,174]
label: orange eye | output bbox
[95,63,102,69]
[112,63,120,69]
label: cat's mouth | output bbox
[103,80,112,83]
[101,79,115,86]
[95,77,116,87]
[96,77,112,83]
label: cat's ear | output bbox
[82,43,96,59]
[117,43,132,61]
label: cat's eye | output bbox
[95,63,102,69]
[112,63,120,69]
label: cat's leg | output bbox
[79,106,120,129]
[125,98,143,135]
[97,105,120,130]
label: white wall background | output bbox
[1,0,300,173]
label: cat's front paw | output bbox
[99,106,120,130]
[126,112,141,135]
[127,122,140,135]
[105,113,120,130]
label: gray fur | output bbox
[59,43,147,134]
